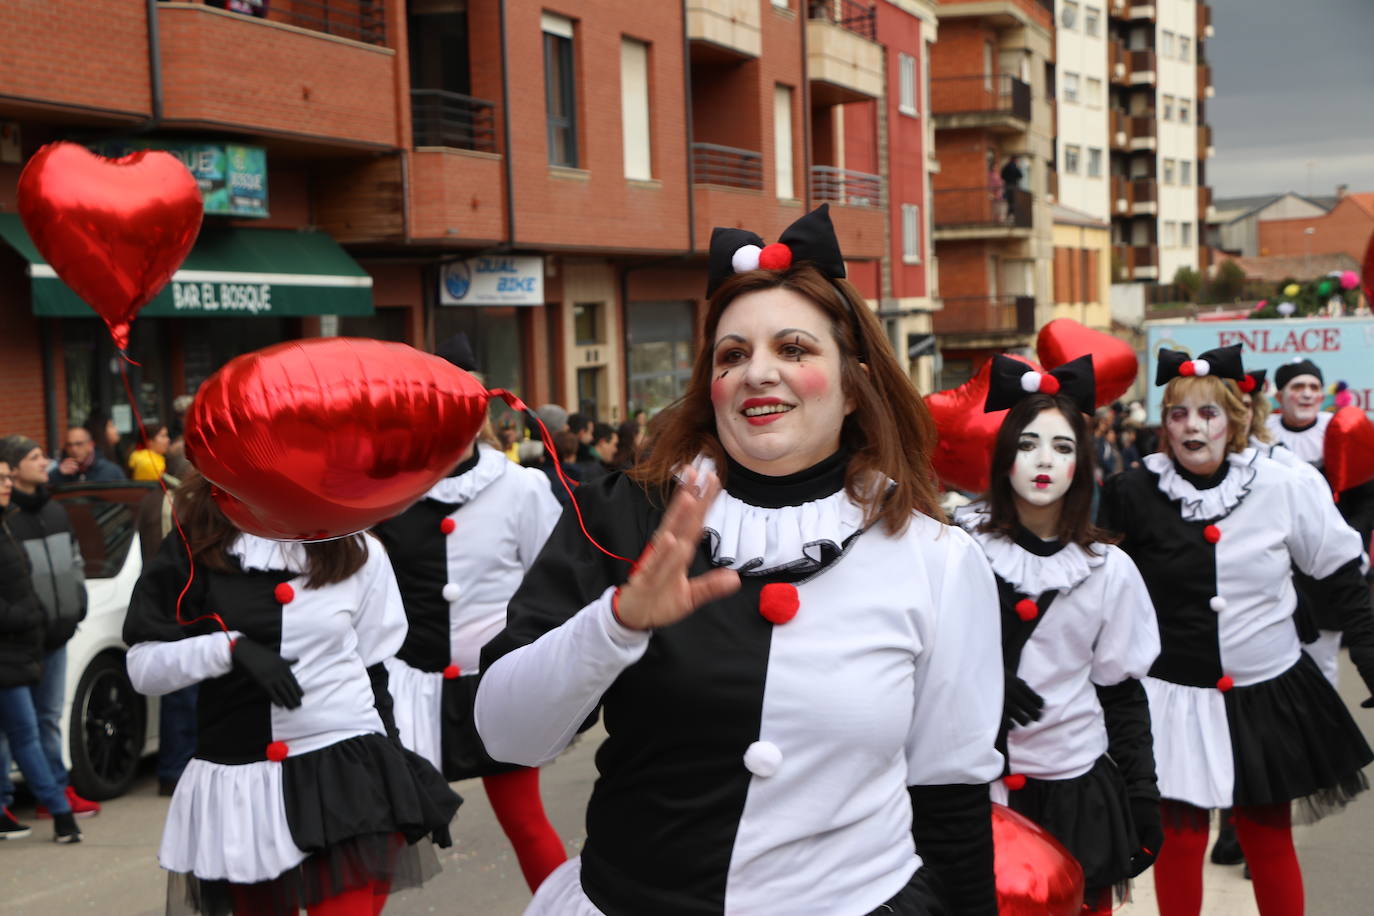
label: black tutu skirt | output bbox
[1004,755,1136,896]
[167,733,462,916]
[1226,652,1372,822]
[441,673,522,781]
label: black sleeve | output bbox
[1095,679,1159,802]
[908,784,997,916]
[123,531,216,645]
[1095,472,1129,542]
[1321,558,1374,698]
[367,662,401,742]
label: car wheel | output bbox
[69,651,146,800]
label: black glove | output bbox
[1127,795,1164,877]
[231,638,304,709]
[1004,673,1045,729]
[1360,696,1374,709]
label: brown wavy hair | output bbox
[1159,376,1249,459]
[630,264,944,534]
[174,471,367,588]
[980,394,1116,548]
[1232,379,1274,444]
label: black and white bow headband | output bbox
[706,204,846,297]
[1154,344,1245,386]
[984,354,1097,415]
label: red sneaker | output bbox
[35,787,101,820]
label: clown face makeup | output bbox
[1010,408,1077,508]
[710,287,854,476]
[1165,391,1230,476]
[1277,373,1323,427]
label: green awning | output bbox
[0,214,373,318]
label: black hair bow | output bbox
[1154,344,1245,386]
[984,354,1097,415]
[1240,368,1266,394]
[706,204,847,297]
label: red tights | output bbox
[483,766,567,892]
[231,879,389,916]
[1153,802,1304,916]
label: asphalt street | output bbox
[3,660,1371,915]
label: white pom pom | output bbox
[731,244,762,274]
[1192,358,1211,377]
[1020,371,1042,393]
[743,740,782,778]
[442,583,461,602]
[1210,596,1227,612]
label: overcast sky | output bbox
[1207,0,1374,200]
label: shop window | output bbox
[574,302,604,345]
[627,300,694,417]
[543,14,578,168]
[433,305,526,425]
[577,366,604,421]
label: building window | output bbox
[1064,72,1080,104]
[1161,30,1176,57]
[898,53,918,117]
[1163,158,1176,184]
[627,300,694,418]
[1162,94,1175,121]
[1180,159,1192,185]
[620,38,651,180]
[574,302,604,345]
[1085,77,1103,108]
[1061,1,1079,29]
[1164,220,1178,247]
[1064,144,1082,174]
[1084,5,1101,37]
[1181,221,1193,247]
[774,84,794,199]
[1179,98,1191,123]
[901,204,921,263]
[1087,147,1103,178]
[543,14,578,168]
[1180,35,1191,61]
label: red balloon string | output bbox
[116,352,230,638]
[487,388,633,565]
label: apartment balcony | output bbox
[411,91,497,153]
[1107,0,1127,18]
[1129,49,1157,85]
[1127,1,1156,21]
[1114,243,1159,280]
[1128,178,1157,215]
[1128,114,1157,150]
[686,0,760,61]
[936,0,1052,29]
[810,166,885,258]
[931,75,1032,133]
[1109,41,1129,86]
[932,295,1036,337]
[692,142,763,190]
[1199,64,1215,98]
[157,2,398,150]
[1199,185,1216,221]
[807,1,884,105]
[1110,110,1130,151]
[1198,123,1214,160]
[932,187,1032,240]
[1198,2,1215,38]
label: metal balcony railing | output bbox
[930,74,1031,122]
[692,143,763,190]
[410,90,497,153]
[201,0,388,46]
[806,0,876,42]
[810,166,883,207]
[933,187,1032,229]
[933,295,1036,336]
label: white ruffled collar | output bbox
[1143,448,1259,522]
[229,532,310,574]
[425,444,508,504]
[678,455,869,576]
[952,502,1105,595]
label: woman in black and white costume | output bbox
[474,206,1005,915]
[124,473,460,916]
[954,355,1161,915]
[1098,344,1374,916]
[372,433,568,892]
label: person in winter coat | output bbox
[0,435,101,820]
[49,426,125,486]
[0,458,82,842]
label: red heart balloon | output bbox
[1362,229,1374,307]
[993,803,1085,916]
[17,142,202,350]
[185,338,489,541]
[925,355,1033,493]
[1325,405,1374,496]
[1036,318,1138,407]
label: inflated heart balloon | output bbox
[1362,231,1374,306]
[17,142,202,350]
[925,355,1034,493]
[185,338,489,540]
[1325,405,1374,496]
[1036,318,1138,407]
[993,803,1085,916]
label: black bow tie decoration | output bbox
[1240,368,1266,394]
[706,204,847,297]
[984,354,1097,415]
[1154,344,1246,386]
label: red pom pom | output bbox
[443,664,461,680]
[757,243,793,271]
[273,583,295,604]
[1037,374,1061,395]
[1014,598,1039,622]
[1216,675,1234,692]
[265,741,289,762]
[758,583,800,625]
[1240,376,1257,394]
[1203,524,1222,544]
[1004,773,1027,791]
[439,517,456,535]
[1180,360,1197,377]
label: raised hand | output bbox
[613,467,741,631]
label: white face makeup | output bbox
[1165,390,1230,475]
[1010,408,1077,508]
[1277,374,1323,426]
[710,287,854,476]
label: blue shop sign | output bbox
[440,256,543,306]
